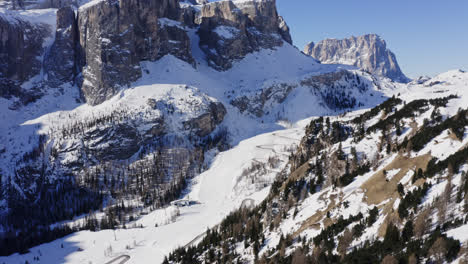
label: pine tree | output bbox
[337,143,345,161]
[351,146,358,169]
[383,222,400,250]
[398,183,405,196]
[367,207,379,227]
[395,120,402,136]
[402,220,414,242]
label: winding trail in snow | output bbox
[104,255,130,264]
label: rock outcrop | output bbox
[83,123,141,161]
[231,82,296,117]
[44,7,77,87]
[197,0,292,70]
[77,0,194,105]
[2,0,294,106]
[52,85,225,170]
[184,101,226,137]
[299,70,371,110]
[0,13,52,106]
[0,14,51,85]
[304,34,409,83]
[231,70,373,117]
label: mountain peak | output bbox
[304,34,410,83]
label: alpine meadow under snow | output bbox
[0,0,468,263]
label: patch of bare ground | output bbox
[281,162,311,191]
[447,128,462,142]
[362,153,432,206]
[291,152,433,239]
[360,153,432,237]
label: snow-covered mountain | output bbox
[304,34,410,83]
[1,0,467,263]
[0,0,395,258]
[166,69,468,264]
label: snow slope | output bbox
[0,118,308,264]
[1,51,467,263]
[0,40,387,180]
[4,6,461,263]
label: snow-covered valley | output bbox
[0,118,307,264]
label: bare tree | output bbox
[458,242,468,264]
[444,173,453,203]
[436,196,447,224]
[408,253,418,264]
[291,248,307,264]
[460,256,468,264]
[464,193,468,213]
[406,140,413,158]
[381,255,398,264]
[337,228,353,257]
[311,245,324,263]
[428,237,447,264]
[447,162,454,177]
[279,241,286,258]
[414,207,431,237]
[437,174,454,223]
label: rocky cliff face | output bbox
[75,0,292,104]
[2,0,293,105]
[44,7,77,87]
[198,0,291,70]
[304,34,409,83]
[48,84,226,172]
[77,0,194,105]
[0,13,52,107]
[0,14,51,88]
[184,101,226,137]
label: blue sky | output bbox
[276,0,468,78]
